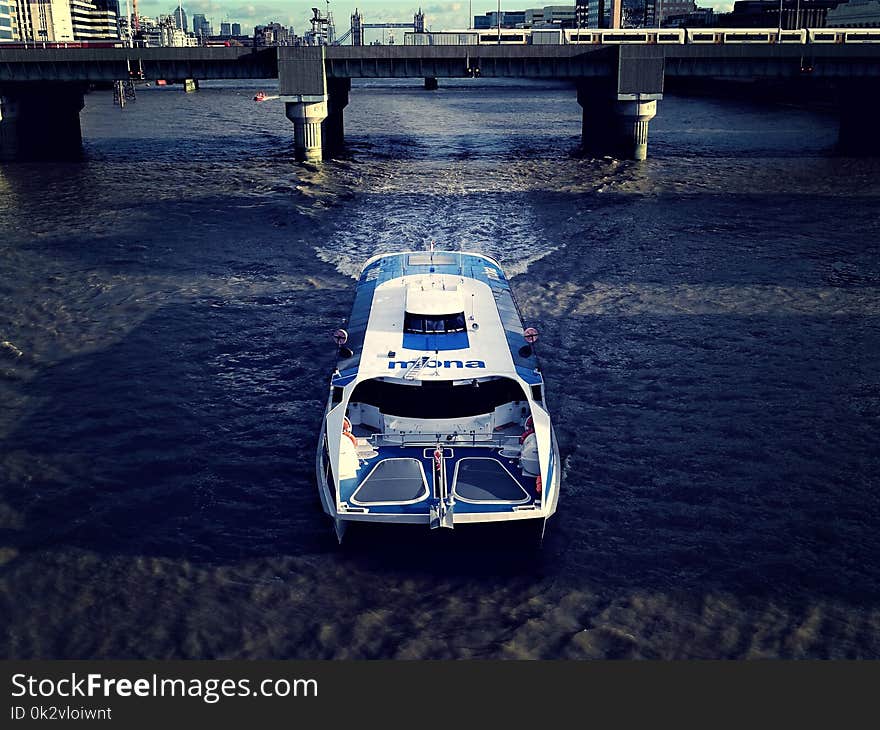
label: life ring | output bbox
[342,417,357,447]
[519,416,535,444]
[536,475,543,494]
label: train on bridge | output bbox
[404,27,880,46]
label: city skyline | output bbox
[137,1,738,33]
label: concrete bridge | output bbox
[1,44,879,161]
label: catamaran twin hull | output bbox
[316,251,560,541]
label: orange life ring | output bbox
[519,426,535,444]
[536,475,543,494]
[519,415,534,444]
[342,417,357,447]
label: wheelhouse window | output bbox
[404,311,466,334]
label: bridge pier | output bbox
[285,96,328,162]
[577,85,659,161]
[424,77,439,91]
[616,99,658,161]
[577,48,663,161]
[323,77,350,154]
[0,84,86,161]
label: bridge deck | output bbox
[1,45,879,84]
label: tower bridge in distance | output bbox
[1,42,880,161]
[336,8,427,46]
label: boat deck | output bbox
[340,427,540,516]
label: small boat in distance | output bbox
[316,250,561,543]
[253,91,278,102]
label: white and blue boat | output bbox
[316,250,560,542]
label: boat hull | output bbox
[314,251,561,543]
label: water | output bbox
[1,79,879,659]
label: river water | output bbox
[1,79,879,659]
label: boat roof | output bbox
[332,251,541,388]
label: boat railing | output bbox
[361,431,523,450]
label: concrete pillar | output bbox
[285,96,329,162]
[323,77,350,154]
[577,84,658,161]
[0,84,85,161]
[424,77,439,91]
[616,99,657,161]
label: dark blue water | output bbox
[1,79,878,658]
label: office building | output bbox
[826,0,880,26]
[169,4,185,31]
[0,0,16,40]
[254,21,294,46]
[717,0,838,28]
[577,0,621,27]
[29,0,75,41]
[70,0,118,39]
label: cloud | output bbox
[423,3,463,13]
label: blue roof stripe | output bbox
[402,331,470,352]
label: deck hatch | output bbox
[351,458,429,506]
[452,458,530,504]
[408,253,457,266]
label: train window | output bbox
[690,33,715,41]
[725,33,770,42]
[479,33,524,42]
[602,33,648,43]
[658,34,680,42]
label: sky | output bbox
[137,1,735,35]
[138,2,474,32]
